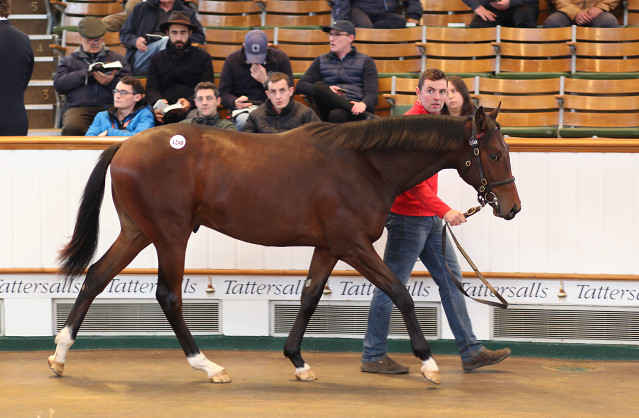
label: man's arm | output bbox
[218,55,238,110]
[296,58,322,97]
[360,57,378,111]
[242,113,258,132]
[53,57,87,94]
[144,56,163,106]
[404,0,424,22]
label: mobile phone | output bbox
[336,87,348,93]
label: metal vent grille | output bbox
[273,302,439,338]
[494,306,639,343]
[54,300,220,335]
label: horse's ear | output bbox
[475,106,488,132]
[488,102,501,120]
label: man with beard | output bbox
[145,11,213,125]
[120,0,204,75]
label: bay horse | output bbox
[48,106,520,385]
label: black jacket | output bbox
[120,0,205,67]
[332,0,423,22]
[218,47,293,111]
[243,99,320,133]
[0,20,34,135]
[145,41,214,111]
[54,47,132,109]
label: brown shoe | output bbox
[361,356,409,374]
[462,348,511,371]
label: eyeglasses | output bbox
[113,89,135,96]
[328,32,350,38]
[84,38,104,44]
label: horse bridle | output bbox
[443,118,516,309]
[459,119,515,217]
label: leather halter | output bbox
[460,120,515,213]
[441,118,515,309]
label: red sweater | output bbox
[389,101,451,218]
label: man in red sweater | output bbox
[361,68,511,374]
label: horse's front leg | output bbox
[343,240,440,384]
[283,247,337,381]
[49,234,149,376]
[155,244,230,383]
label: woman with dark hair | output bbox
[441,76,474,117]
[0,0,34,135]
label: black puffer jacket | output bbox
[243,99,320,133]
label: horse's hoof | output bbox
[48,356,64,376]
[209,370,231,383]
[295,368,317,381]
[422,370,440,385]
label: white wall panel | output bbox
[575,153,606,273]
[0,151,14,266]
[12,151,42,266]
[1,149,638,276]
[602,153,634,274]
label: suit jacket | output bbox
[0,20,34,135]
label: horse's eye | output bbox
[489,153,500,161]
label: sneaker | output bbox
[462,348,511,371]
[360,356,409,374]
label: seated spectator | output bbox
[120,0,204,75]
[218,30,293,131]
[296,20,378,123]
[331,0,423,29]
[180,81,236,130]
[101,0,142,33]
[441,76,475,117]
[85,76,154,136]
[243,73,320,133]
[463,0,539,28]
[54,17,133,136]
[146,11,214,125]
[544,0,619,28]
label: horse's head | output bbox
[457,106,521,220]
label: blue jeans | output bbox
[362,213,484,363]
[133,36,168,75]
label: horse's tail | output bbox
[58,142,123,280]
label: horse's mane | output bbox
[305,114,471,152]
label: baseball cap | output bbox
[322,20,356,36]
[244,30,268,64]
[78,17,106,39]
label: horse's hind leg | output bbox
[154,243,230,383]
[283,247,337,381]
[49,231,150,376]
[342,240,440,384]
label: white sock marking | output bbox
[187,352,224,378]
[53,326,74,364]
[295,363,311,374]
[421,357,439,373]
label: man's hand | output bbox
[474,5,497,21]
[154,99,168,123]
[489,0,510,11]
[443,209,467,226]
[575,10,592,25]
[176,97,191,113]
[587,6,604,19]
[234,95,254,109]
[329,85,346,95]
[97,130,108,137]
[249,63,268,84]
[350,101,367,115]
[135,36,148,52]
[92,70,116,86]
